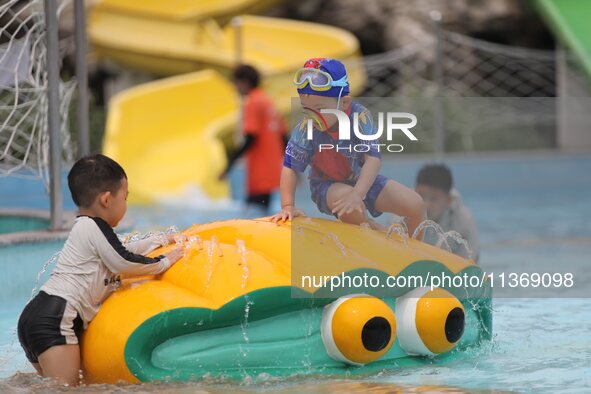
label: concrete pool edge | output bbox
[0,209,76,246]
[0,230,70,246]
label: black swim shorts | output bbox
[17,291,83,363]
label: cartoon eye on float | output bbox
[395,287,465,356]
[321,294,396,365]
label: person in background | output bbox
[219,64,288,214]
[415,163,480,261]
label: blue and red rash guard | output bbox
[283,101,380,182]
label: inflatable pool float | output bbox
[82,218,492,383]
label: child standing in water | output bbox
[272,58,425,234]
[17,154,183,386]
[415,164,480,260]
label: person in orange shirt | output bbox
[220,65,287,214]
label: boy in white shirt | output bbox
[18,154,183,386]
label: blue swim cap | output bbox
[296,58,350,97]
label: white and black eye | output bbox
[321,294,396,365]
[396,287,465,356]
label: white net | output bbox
[361,27,556,98]
[358,24,558,152]
[0,0,75,184]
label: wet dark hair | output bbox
[416,164,453,193]
[233,64,260,88]
[67,154,127,208]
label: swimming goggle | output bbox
[293,68,348,91]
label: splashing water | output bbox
[119,230,139,244]
[207,236,216,258]
[186,236,203,251]
[29,252,60,302]
[241,294,254,345]
[210,236,223,257]
[412,219,442,240]
[205,237,216,288]
[120,230,165,245]
[434,237,453,253]
[165,225,180,235]
[120,230,171,248]
[300,309,314,369]
[174,234,188,246]
[238,295,255,362]
[236,240,249,289]
[153,231,168,247]
[441,230,473,259]
[412,220,452,252]
[205,236,223,288]
[320,232,348,256]
[385,221,409,246]
[182,236,202,261]
[412,220,472,258]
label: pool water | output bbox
[0,153,590,393]
[0,216,50,234]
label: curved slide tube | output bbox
[92,7,366,203]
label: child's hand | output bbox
[332,190,365,218]
[165,247,184,264]
[272,205,305,223]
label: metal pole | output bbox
[45,0,63,231]
[556,43,567,149]
[75,0,89,157]
[232,16,244,147]
[431,10,445,156]
[232,16,243,64]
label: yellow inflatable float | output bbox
[82,217,492,383]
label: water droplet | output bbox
[205,236,221,288]
[441,230,473,259]
[174,234,187,246]
[121,230,141,243]
[320,232,348,256]
[165,225,180,235]
[236,240,249,289]
[412,220,452,252]
[241,294,254,345]
[188,235,203,250]
[29,252,60,301]
[183,236,203,261]
[386,221,409,246]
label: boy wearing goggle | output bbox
[272,58,425,233]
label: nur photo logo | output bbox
[306,109,418,153]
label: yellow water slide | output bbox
[91,3,366,204]
[92,0,280,23]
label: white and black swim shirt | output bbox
[41,216,172,327]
